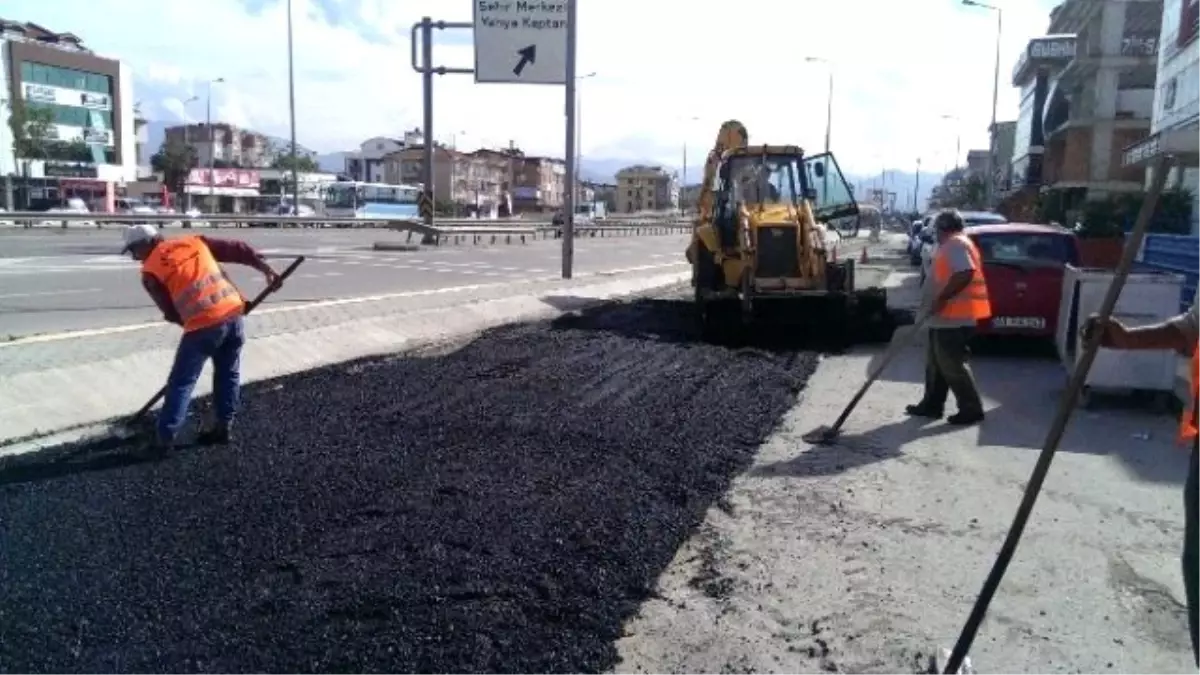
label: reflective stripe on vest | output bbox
[141,237,244,333]
[1182,345,1198,443]
[932,233,992,321]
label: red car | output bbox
[966,223,1080,339]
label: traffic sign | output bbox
[473,1,568,85]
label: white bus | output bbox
[324,181,421,220]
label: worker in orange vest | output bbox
[121,224,281,453]
[906,209,992,425]
[1085,300,1199,666]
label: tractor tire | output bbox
[694,247,739,344]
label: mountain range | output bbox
[139,121,944,211]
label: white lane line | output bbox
[0,287,103,300]
[0,262,689,347]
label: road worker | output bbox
[1084,300,1199,666]
[121,224,281,453]
[905,208,991,426]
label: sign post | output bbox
[472,0,575,278]
[412,2,576,277]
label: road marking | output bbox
[0,287,102,300]
[0,262,688,347]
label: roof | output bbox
[959,210,1008,223]
[966,222,1075,236]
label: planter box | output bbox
[1077,236,1124,268]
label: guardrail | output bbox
[0,211,693,246]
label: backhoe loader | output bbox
[684,119,890,345]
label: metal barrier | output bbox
[0,211,693,246]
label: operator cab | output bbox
[710,149,859,250]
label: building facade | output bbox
[1010,33,1078,192]
[345,131,420,183]
[990,120,1018,195]
[1041,0,1162,205]
[615,165,679,213]
[163,123,271,168]
[511,156,566,213]
[0,19,136,210]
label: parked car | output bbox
[967,223,1079,339]
[918,210,1009,283]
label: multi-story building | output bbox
[990,120,1017,195]
[512,156,566,213]
[615,165,679,213]
[0,18,136,211]
[1040,0,1163,206]
[345,130,421,183]
[965,150,991,179]
[163,123,271,168]
[1010,34,1078,192]
[1123,0,1199,233]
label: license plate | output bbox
[992,316,1046,329]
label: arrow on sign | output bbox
[512,45,536,76]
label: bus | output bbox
[324,181,421,220]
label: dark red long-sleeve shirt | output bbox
[142,236,270,325]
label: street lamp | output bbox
[678,115,699,214]
[941,113,961,173]
[804,56,834,153]
[963,0,1002,208]
[286,0,299,215]
[205,77,225,209]
[181,95,200,209]
[574,71,596,213]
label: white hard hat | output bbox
[121,223,160,253]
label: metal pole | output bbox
[985,8,1002,208]
[421,18,435,227]
[824,69,833,153]
[206,83,214,209]
[915,157,921,213]
[575,88,582,203]
[681,144,687,214]
[562,0,577,279]
[287,0,299,216]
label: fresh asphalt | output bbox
[0,228,693,338]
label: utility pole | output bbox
[562,0,578,279]
[205,77,224,211]
[964,0,1002,208]
[914,157,922,213]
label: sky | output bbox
[8,0,1062,175]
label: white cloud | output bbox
[8,0,1060,175]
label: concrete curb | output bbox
[0,271,690,456]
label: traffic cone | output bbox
[860,247,869,264]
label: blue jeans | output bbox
[157,315,245,442]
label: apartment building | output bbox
[0,18,136,210]
[344,132,421,183]
[615,165,679,213]
[512,156,566,213]
[1123,0,1199,233]
[965,150,990,179]
[990,121,1017,194]
[163,122,271,168]
[1010,33,1078,192]
[1040,0,1163,206]
[381,145,523,216]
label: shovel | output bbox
[802,310,933,445]
[112,255,307,440]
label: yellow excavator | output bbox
[684,120,890,345]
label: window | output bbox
[19,61,112,94]
[970,232,1078,266]
[28,102,113,129]
[1180,0,1199,47]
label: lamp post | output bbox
[181,95,199,210]
[803,56,834,153]
[575,71,596,215]
[205,77,225,210]
[941,113,961,173]
[286,0,299,215]
[679,115,699,214]
[963,0,1002,208]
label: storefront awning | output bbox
[1121,122,1200,168]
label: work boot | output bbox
[196,421,233,446]
[947,410,985,426]
[905,403,944,419]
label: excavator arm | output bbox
[687,120,750,264]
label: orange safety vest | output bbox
[141,236,245,333]
[932,233,992,321]
[1182,345,1198,444]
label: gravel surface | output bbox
[0,290,857,673]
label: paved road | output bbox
[0,229,692,338]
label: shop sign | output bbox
[44,162,98,179]
[80,93,111,110]
[188,168,262,189]
[82,128,111,144]
[24,83,56,103]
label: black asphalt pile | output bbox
[0,293,822,674]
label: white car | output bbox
[918,211,1009,284]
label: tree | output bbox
[930,174,987,211]
[270,151,319,173]
[151,138,199,195]
[6,100,55,162]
